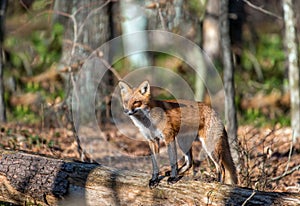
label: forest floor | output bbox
[0,123,299,193]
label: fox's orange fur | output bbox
[119,80,238,188]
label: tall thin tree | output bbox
[219,0,238,162]
[0,0,8,122]
[283,0,300,138]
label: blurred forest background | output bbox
[0,0,300,200]
[0,0,299,126]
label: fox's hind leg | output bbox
[178,149,193,174]
[176,134,194,174]
[199,137,223,182]
[164,144,193,176]
[166,140,182,184]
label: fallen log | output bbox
[0,149,299,206]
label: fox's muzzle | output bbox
[124,109,136,115]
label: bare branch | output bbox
[96,51,122,81]
[270,132,297,182]
[242,190,256,206]
[243,0,282,20]
[271,164,300,182]
[244,50,264,81]
[19,0,32,14]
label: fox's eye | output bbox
[133,101,142,107]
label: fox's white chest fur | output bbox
[129,111,164,141]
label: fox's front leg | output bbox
[167,140,181,184]
[148,138,160,188]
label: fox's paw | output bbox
[149,178,160,189]
[167,176,181,185]
[164,170,171,176]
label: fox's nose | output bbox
[124,109,134,115]
[128,111,134,115]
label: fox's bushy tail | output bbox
[221,129,238,185]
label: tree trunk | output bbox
[52,0,111,118]
[203,0,220,59]
[0,46,5,123]
[198,0,220,102]
[120,0,149,69]
[0,150,300,206]
[53,0,110,66]
[283,0,300,138]
[219,0,238,163]
[0,0,8,122]
[52,1,112,159]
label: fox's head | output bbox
[118,80,151,116]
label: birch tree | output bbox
[120,0,149,69]
[283,0,300,138]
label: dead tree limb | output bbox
[242,0,282,19]
[0,149,300,206]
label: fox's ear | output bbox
[118,81,132,95]
[138,80,150,96]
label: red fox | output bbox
[118,80,238,188]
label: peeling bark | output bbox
[0,150,300,205]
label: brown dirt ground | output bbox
[0,123,299,193]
